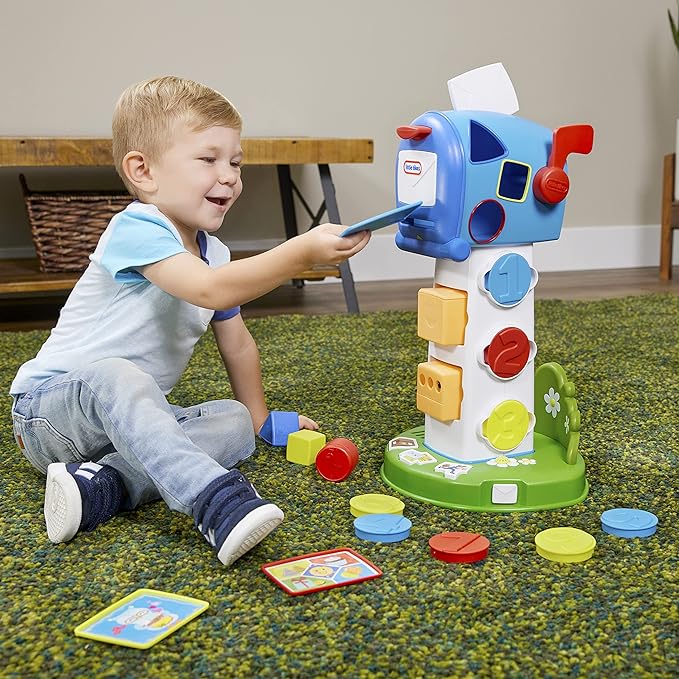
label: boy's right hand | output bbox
[298,224,370,268]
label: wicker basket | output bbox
[20,174,131,273]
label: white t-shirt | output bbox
[10,202,239,396]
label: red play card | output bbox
[261,548,382,596]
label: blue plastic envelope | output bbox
[340,201,422,237]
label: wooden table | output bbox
[0,137,374,312]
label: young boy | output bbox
[9,76,370,567]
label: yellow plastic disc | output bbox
[483,400,530,451]
[350,493,405,518]
[534,527,596,563]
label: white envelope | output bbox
[448,63,519,115]
[491,483,518,504]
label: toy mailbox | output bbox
[381,64,593,512]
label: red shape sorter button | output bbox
[484,327,530,378]
[429,532,490,563]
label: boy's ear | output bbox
[121,151,157,195]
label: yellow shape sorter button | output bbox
[286,430,327,465]
[417,286,468,346]
[535,527,596,563]
[417,359,463,422]
[482,400,532,452]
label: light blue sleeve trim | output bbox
[97,210,187,283]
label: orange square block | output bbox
[416,359,463,422]
[417,287,467,346]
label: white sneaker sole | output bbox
[217,504,284,567]
[44,463,82,544]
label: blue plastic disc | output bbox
[354,513,412,543]
[601,508,658,538]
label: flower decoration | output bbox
[487,455,519,468]
[544,387,561,418]
[564,415,570,433]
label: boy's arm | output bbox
[212,314,320,435]
[212,314,269,433]
[141,225,369,311]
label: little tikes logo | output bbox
[404,160,422,175]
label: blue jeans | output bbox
[11,357,256,515]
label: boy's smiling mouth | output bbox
[206,196,228,207]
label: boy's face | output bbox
[147,123,243,235]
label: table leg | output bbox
[660,154,675,281]
[276,165,300,241]
[318,164,360,314]
[276,165,304,287]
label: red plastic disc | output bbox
[316,438,359,482]
[429,532,490,563]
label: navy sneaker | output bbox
[44,462,125,544]
[193,470,284,567]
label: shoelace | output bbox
[193,470,258,540]
[80,468,123,532]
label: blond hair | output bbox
[112,76,242,195]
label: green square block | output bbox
[286,430,327,465]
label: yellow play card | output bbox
[74,588,209,649]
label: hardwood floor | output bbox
[0,267,677,331]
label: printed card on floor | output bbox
[74,588,209,649]
[262,548,382,596]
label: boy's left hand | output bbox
[298,414,319,431]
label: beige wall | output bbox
[1,0,678,252]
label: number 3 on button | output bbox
[482,400,535,452]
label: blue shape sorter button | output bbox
[485,252,533,306]
[601,508,658,538]
[354,513,412,543]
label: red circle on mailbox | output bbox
[484,327,530,378]
[429,532,490,563]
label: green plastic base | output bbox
[381,426,588,512]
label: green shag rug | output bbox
[1,294,677,678]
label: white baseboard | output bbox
[331,223,676,282]
[2,224,675,282]
[532,224,675,273]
